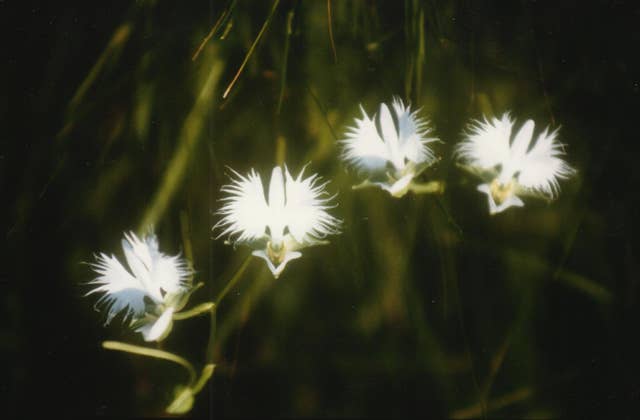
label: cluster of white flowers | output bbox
[85,97,575,342]
[340,99,575,214]
[86,166,343,341]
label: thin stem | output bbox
[306,84,339,141]
[192,11,225,61]
[327,0,338,63]
[173,302,216,320]
[222,0,280,98]
[191,0,237,61]
[206,309,217,364]
[193,364,216,394]
[351,179,376,191]
[102,341,197,385]
[451,386,533,419]
[210,269,271,361]
[215,256,252,305]
[409,180,445,194]
[206,255,252,363]
[434,196,463,237]
[68,23,132,115]
[479,332,512,402]
[415,5,425,105]
[277,9,295,114]
[179,210,194,270]
[450,272,486,419]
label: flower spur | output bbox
[456,113,575,215]
[340,97,441,197]
[86,232,194,341]
[214,164,342,278]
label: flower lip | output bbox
[489,178,515,205]
[478,183,525,215]
[138,307,175,342]
[376,172,415,198]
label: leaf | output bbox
[193,364,216,393]
[166,386,194,414]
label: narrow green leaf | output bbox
[102,341,196,385]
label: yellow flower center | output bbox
[267,240,285,264]
[490,178,514,205]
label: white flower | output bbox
[214,165,341,278]
[340,97,439,197]
[87,232,193,341]
[456,113,575,215]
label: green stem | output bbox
[206,309,217,364]
[277,9,295,114]
[173,302,216,320]
[305,84,339,141]
[165,364,216,414]
[351,179,376,190]
[102,341,197,385]
[191,0,236,61]
[215,256,253,305]
[327,0,338,63]
[193,364,216,394]
[222,0,280,98]
[434,196,463,237]
[409,180,445,194]
[206,255,252,363]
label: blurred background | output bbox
[2,0,640,417]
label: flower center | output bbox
[267,240,286,264]
[490,178,514,205]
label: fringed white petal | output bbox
[150,253,192,295]
[216,164,341,279]
[86,253,149,324]
[340,105,390,174]
[458,113,574,209]
[517,128,575,198]
[121,231,191,298]
[341,98,437,176]
[88,232,192,330]
[457,113,513,169]
[378,103,403,168]
[121,232,159,301]
[391,97,437,165]
[509,120,535,161]
[216,165,341,247]
[284,166,342,245]
[214,168,271,243]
